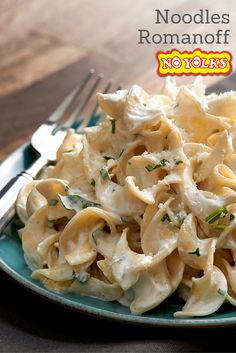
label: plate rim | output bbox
[1,257,236,328]
[1,143,236,328]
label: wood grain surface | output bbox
[0,0,236,158]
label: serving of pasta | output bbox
[15,78,236,318]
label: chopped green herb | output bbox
[230,213,235,221]
[92,233,97,245]
[188,248,201,256]
[217,288,226,297]
[213,224,227,231]
[145,164,155,172]
[143,102,147,107]
[48,199,58,206]
[118,149,124,158]
[157,159,168,168]
[145,159,169,172]
[90,179,96,188]
[59,194,101,213]
[175,160,183,165]
[110,119,116,134]
[73,271,89,284]
[100,166,110,180]
[103,155,114,161]
[161,213,171,222]
[92,229,104,246]
[205,207,228,224]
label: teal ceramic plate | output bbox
[1,143,236,328]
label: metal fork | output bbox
[0,69,114,232]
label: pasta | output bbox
[16,77,236,317]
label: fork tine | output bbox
[75,83,121,132]
[89,80,113,119]
[47,69,95,124]
[75,73,104,118]
[61,73,104,131]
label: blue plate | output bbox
[1,141,236,327]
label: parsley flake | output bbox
[92,229,104,246]
[103,156,113,161]
[157,159,168,168]
[188,248,201,256]
[213,224,227,231]
[217,288,226,297]
[230,213,235,221]
[161,214,171,222]
[145,164,155,172]
[145,159,169,172]
[110,119,116,134]
[100,166,110,180]
[175,160,183,165]
[205,207,228,224]
[118,149,124,158]
[59,193,100,212]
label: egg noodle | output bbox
[16,78,236,317]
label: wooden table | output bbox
[1,0,236,159]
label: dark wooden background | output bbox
[0,0,236,159]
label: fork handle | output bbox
[0,156,48,232]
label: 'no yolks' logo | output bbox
[156,49,232,76]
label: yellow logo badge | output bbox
[156,49,232,76]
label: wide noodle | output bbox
[16,77,236,317]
